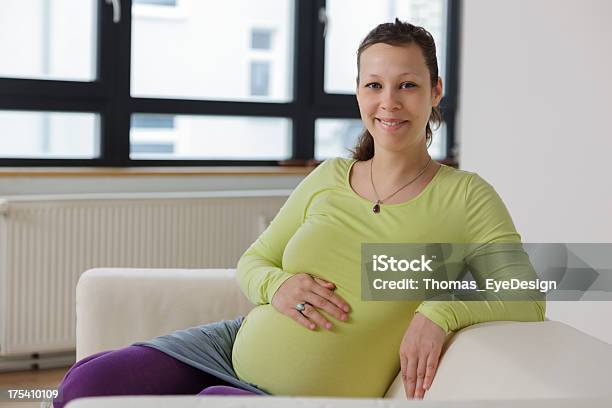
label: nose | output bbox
[380,88,402,111]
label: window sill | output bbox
[0,159,457,178]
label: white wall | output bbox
[0,175,304,196]
[458,0,612,343]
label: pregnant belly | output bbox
[231,302,416,397]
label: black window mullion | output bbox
[312,0,327,109]
[291,0,317,161]
[114,0,133,165]
[0,97,105,113]
[99,0,131,166]
[130,99,297,117]
[312,104,360,119]
[442,0,461,161]
[98,0,116,165]
[0,79,106,102]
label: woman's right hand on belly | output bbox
[271,273,350,331]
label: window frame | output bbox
[0,0,460,167]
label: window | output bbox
[0,0,459,166]
[130,114,290,160]
[131,3,293,102]
[248,28,275,99]
[250,61,272,96]
[131,114,176,158]
[0,110,99,158]
[0,0,97,82]
[251,29,273,50]
[315,118,363,160]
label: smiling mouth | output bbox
[376,118,408,130]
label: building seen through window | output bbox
[133,0,177,6]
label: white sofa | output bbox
[68,268,612,407]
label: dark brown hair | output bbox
[351,18,442,161]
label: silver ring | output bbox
[295,303,306,312]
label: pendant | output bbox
[372,200,381,214]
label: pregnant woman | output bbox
[54,19,545,407]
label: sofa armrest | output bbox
[384,320,612,400]
[76,268,253,360]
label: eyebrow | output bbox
[366,72,421,78]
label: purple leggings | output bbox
[53,345,256,408]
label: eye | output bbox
[364,82,415,89]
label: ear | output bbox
[432,77,443,107]
[355,77,360,95]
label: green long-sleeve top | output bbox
[231,157,546,397]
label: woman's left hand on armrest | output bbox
[399,312,446,399]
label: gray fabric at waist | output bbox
[132,315,269,395]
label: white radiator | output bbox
[0,191,289,357]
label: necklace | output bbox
[370,156,432,214]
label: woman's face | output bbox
[356,42,442,154]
